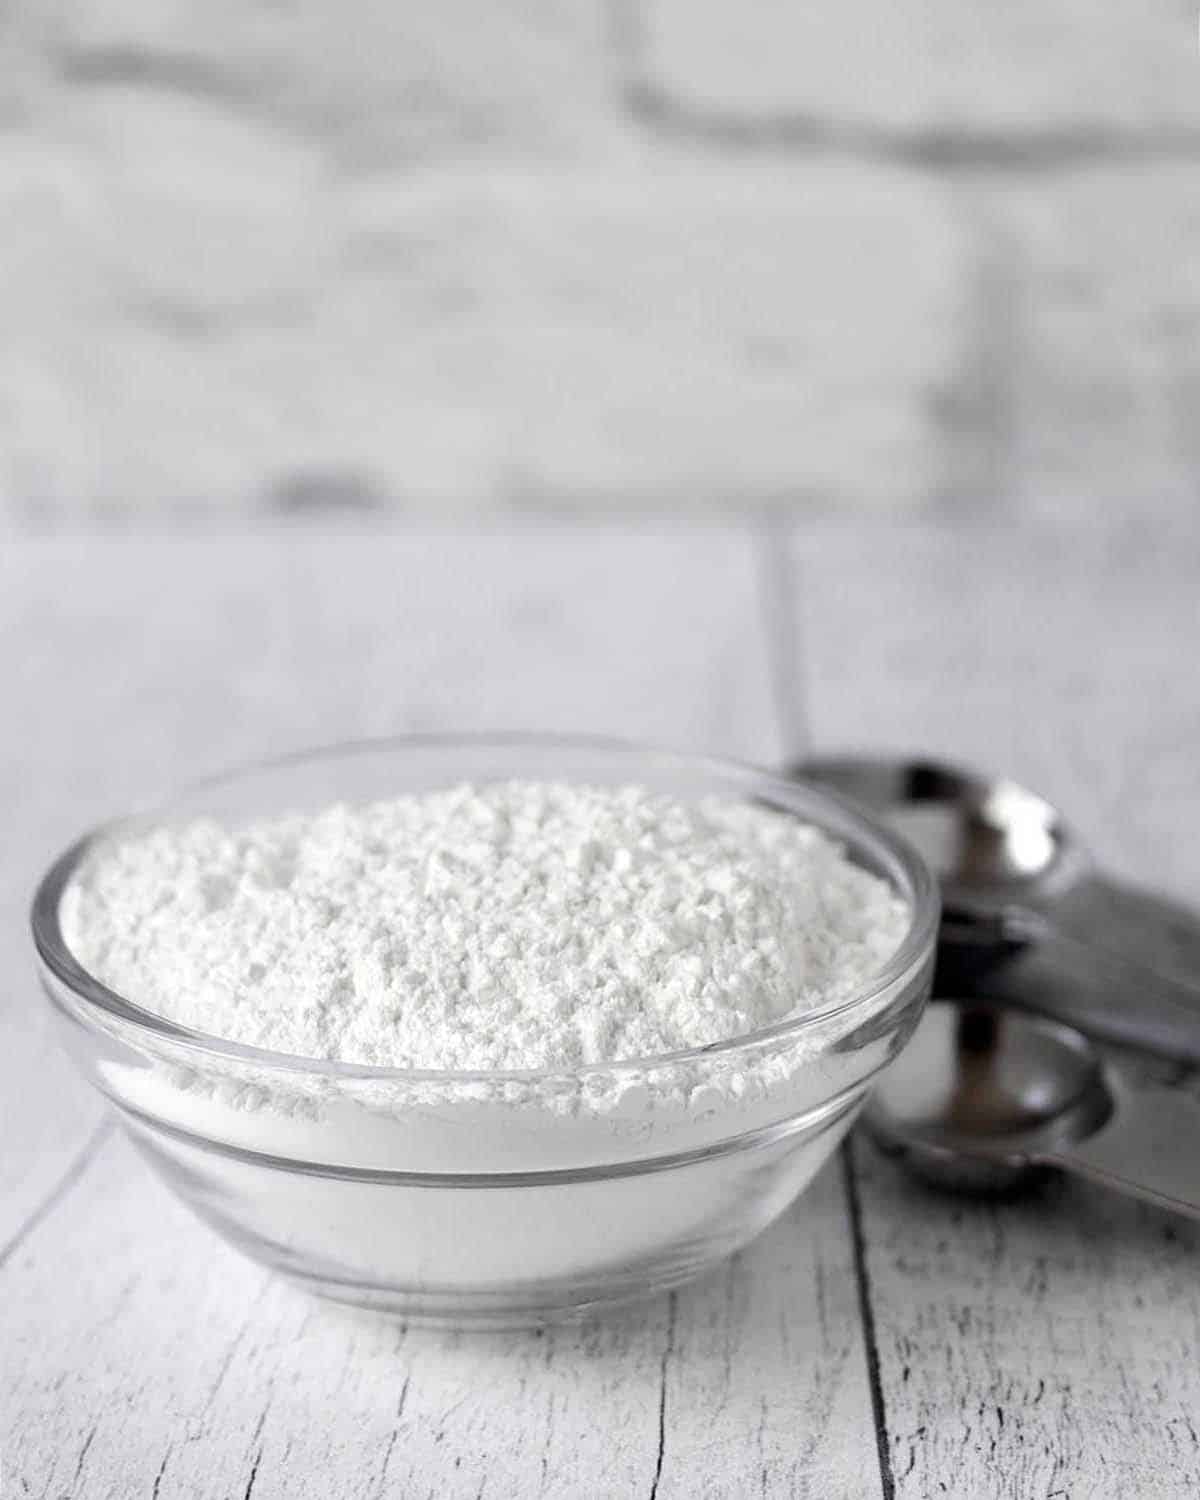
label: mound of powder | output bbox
[61,781,910,1071]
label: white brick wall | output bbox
[0,1,1196,521]
[988,168,1200,517]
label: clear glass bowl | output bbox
[32,736,938,1327]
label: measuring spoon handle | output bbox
[1031,923,1200,1063]
[1040,1077,1200,1220]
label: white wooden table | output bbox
[4,517,1200,1498]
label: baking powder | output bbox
[62,781,909,1072]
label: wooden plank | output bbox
[658,1163,884,1500]
[851,1091,1200,1499]
[790,516,1200,888]
[790,515,1200,1497]
[2,526,884,1499]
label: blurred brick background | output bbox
[1,0,1197,523]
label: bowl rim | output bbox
[31,732,939,1083]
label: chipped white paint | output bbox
[850,1079,1200,1500]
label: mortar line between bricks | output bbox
[624,86,1200,173]
[0,1120,115,1271]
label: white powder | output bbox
[62,781,909,1073]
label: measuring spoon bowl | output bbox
[794,754,1083,917]
[865,1000,1200,1218]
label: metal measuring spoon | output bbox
[793,753,1200,1062]
[865,999,1200,1217]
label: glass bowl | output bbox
[32,735,938,1328]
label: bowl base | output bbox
[271,1253,724,1330]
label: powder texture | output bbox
[62,781,910,1071]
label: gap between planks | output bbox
[0,1120,114,1270]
